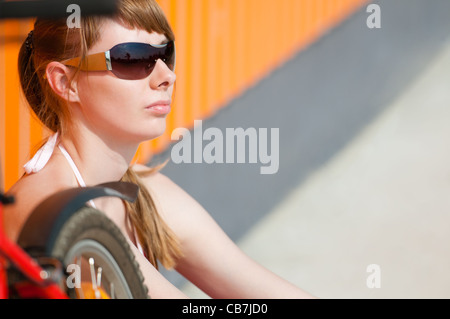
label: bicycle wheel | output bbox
[49,206,149,299]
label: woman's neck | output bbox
[59,127,139,186]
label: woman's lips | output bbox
[146,101,171,115]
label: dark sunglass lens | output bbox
[110,42,175,80]
[110,43,154,80]
[164,41,176,71]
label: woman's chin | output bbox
[139,127,167,143]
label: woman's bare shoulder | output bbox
[3,168,75,242]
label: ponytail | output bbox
[18,32,41,122]
[121,165,183,270]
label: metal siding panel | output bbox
[4,21,21,190]
[0,22,5,190]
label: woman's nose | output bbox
[149,59,176,89]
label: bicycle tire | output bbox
[48,206,149,299]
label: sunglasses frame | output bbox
[62,41,175,79]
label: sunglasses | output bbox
[63,41,175,80]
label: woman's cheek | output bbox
[76,75,169,141]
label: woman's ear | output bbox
[45,62,80,103]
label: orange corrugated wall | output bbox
[0,0,368,191]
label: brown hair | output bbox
[18,0,182,269]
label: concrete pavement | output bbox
[181,35,450,299]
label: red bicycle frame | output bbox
[0,193,68,299]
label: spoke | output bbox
[96,267,103,288]
[89,258,101,299]
[110,283,115,299]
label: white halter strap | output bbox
[24,133,97,209]
[24,133,59,175]
[58,144,87,188]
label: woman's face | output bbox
[73,19,176,146]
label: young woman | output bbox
[4,0,314,299]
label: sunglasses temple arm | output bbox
[62,52,111,72]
